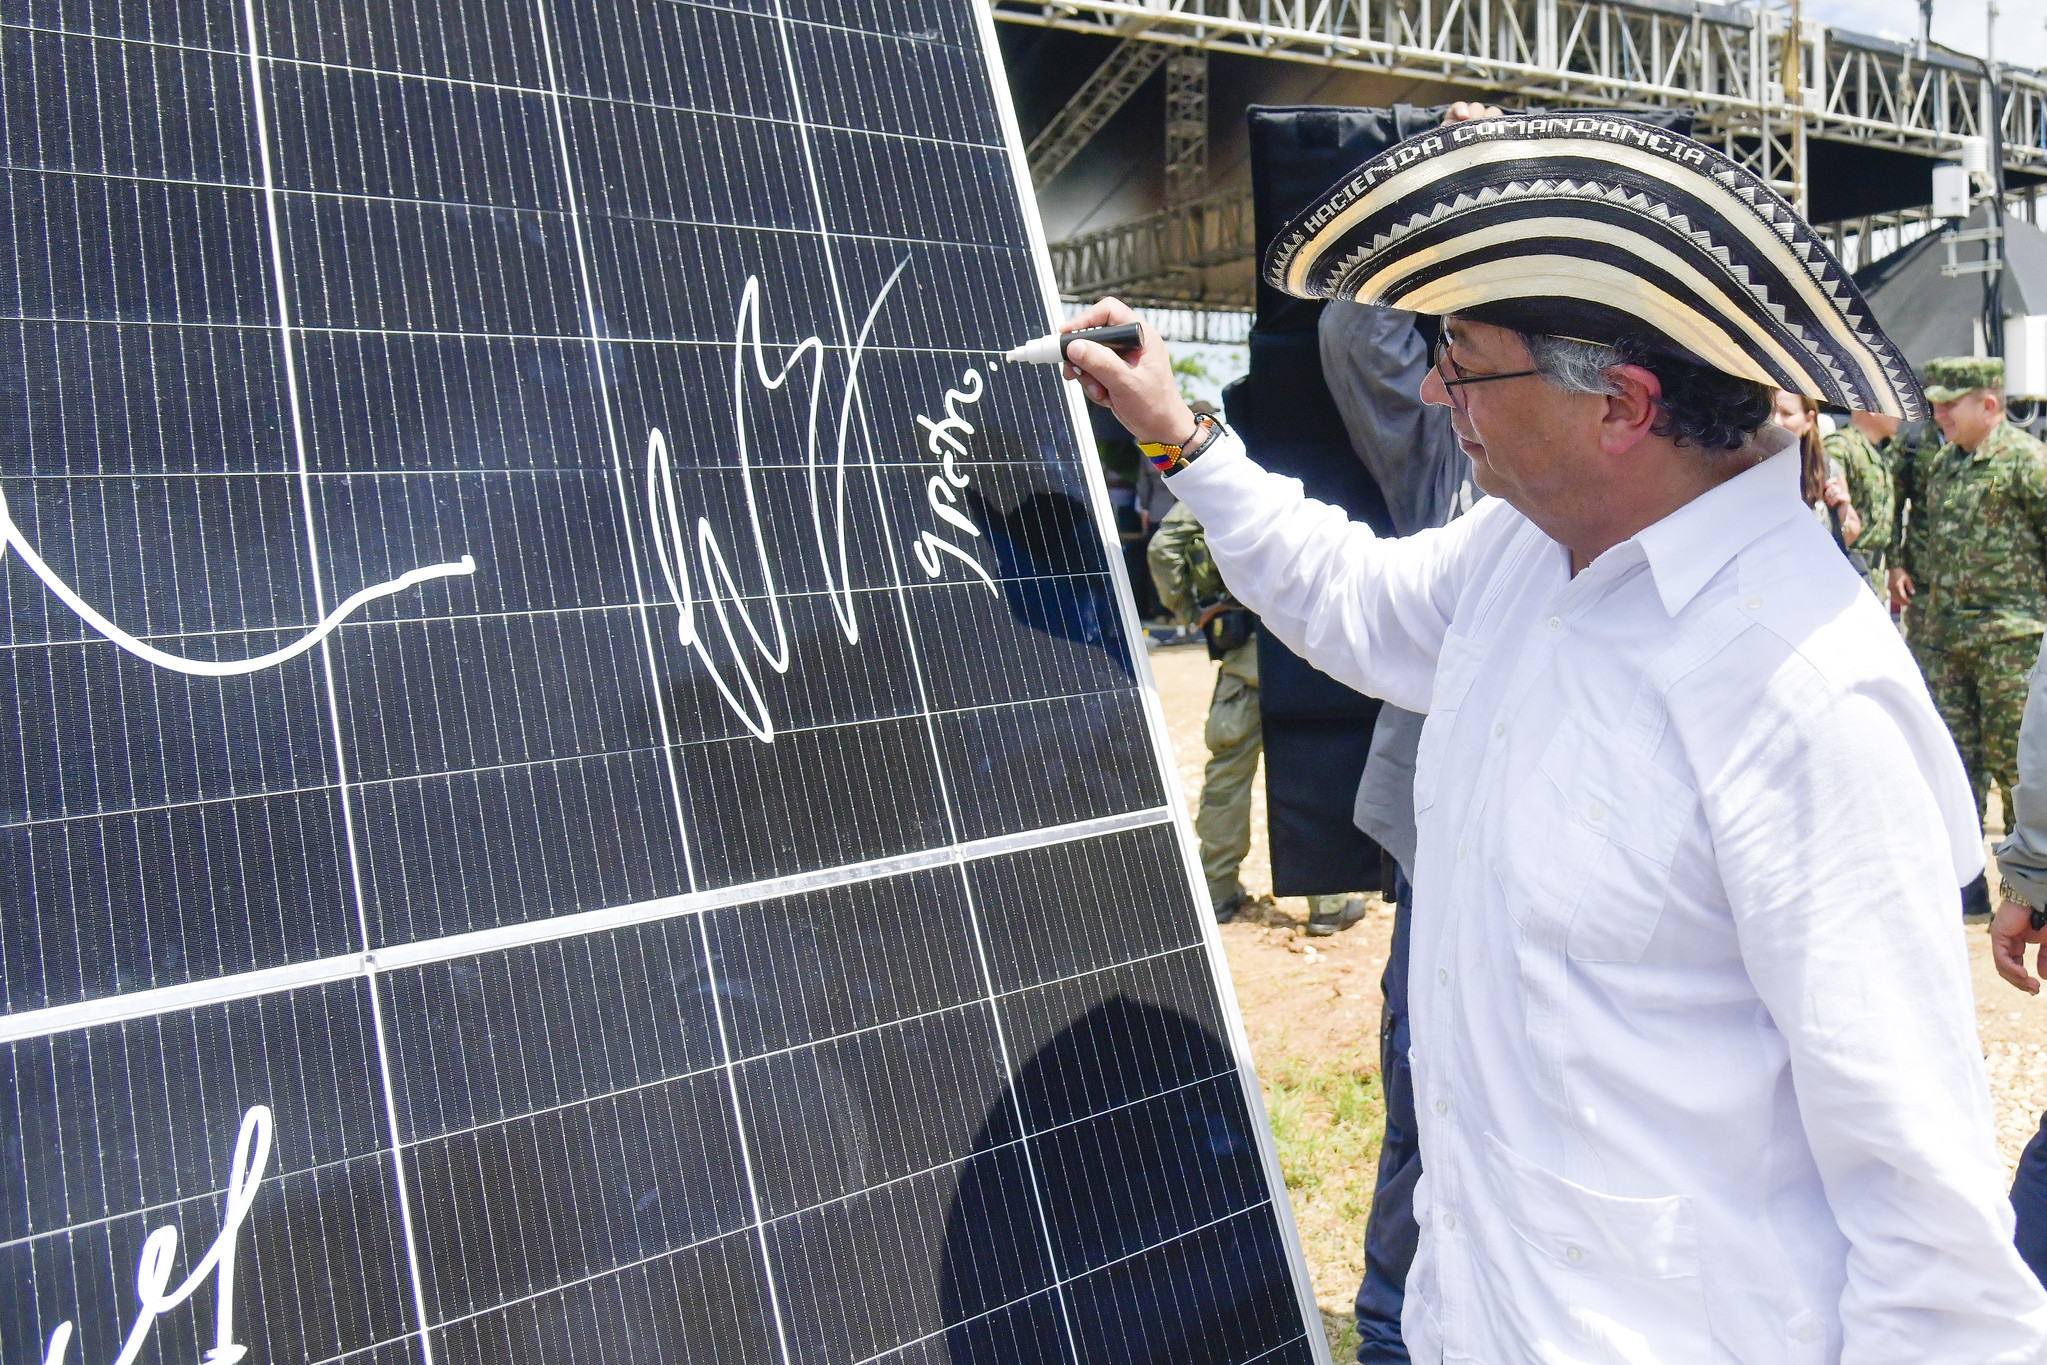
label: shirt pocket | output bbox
[1412,629,1485,813]
[1469,1131,1711,1362]
[1507,711,1697,963]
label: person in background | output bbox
[1320,293,1480,1365]
[1984,632,2047,1286]
[1318,100,1501,1364]
[1149,502,1367,933]
[1134,417,1183,623]
[1773,389,1863,554]
[1103,467,1158,620]
[1892,356,2047,920]
[1824,407,1899,598]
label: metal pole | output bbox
[1987,0,2007,357]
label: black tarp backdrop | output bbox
[1235,104,1693,897]
[0,4,1323,1365]
[1854,203,2047,383]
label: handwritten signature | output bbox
[0,0,475,678]
[910,366,997,594]
[37,1104,273,1365]
[643,260,998,742]
[0,486,475,677]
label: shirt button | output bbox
[1456,841,1468,861]
[1564,1244,1584,1265]
[1587,800,1606,822]
[1744,595,1764,612]
[1792,1319,1821,1344]
[1442,1212,1458,1231]
[1493,722,1505,739]
[1437,967,1450,986]
[1547,615,1563,632]
[1433,1098,1450,1116]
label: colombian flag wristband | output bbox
[1141,412,1222,476]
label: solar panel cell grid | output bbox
[0,0,1327,1360]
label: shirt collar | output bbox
[1631,425,1805,617]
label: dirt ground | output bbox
[1146,640,2047,1343]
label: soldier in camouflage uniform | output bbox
[1149,502,1364,930]
[1823,410,1898,597]
[1890,356,2047,830]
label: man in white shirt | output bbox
[1063,116,2047,1361]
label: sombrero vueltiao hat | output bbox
[1264,115,1924,420]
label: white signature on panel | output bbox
[644,260,998,742]
[910,367,997,595]
[0,0,478,681]
[37,1104,273,1365]
[0,486,475,677]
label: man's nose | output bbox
[1419,364,1452,408]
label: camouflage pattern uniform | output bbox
[1822,423,1894,597]
[1892,356,2047,818]
[1149,503,1352,920]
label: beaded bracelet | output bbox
[1139,412,1222,476]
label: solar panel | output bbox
[0,2,1328,1363]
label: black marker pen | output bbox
[1003,322,1144,365]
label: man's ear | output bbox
[1600,364,1664,455]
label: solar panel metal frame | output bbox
[0,0,1334,1360]
[971,8,1331,1352]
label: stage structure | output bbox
[0,2,1327,1363]
[1009,0,2047,309]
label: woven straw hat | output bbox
[1264,114,1923,419]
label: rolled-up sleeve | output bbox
[1997,637,2047,908]
[1164,431,1498,713]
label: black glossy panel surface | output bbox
[1,0,1311,1360]
[0,987,414,1365]
[1063,1211,1314,1365]
[969,822,1204,993]
[705,870,985,1057]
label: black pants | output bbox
[1124,536,1159,620]
[2016,1114,2047,1287]
[1354,868,1420,1361]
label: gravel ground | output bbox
[1145,639,2047,1329]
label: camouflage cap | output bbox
[1923,355,2004,403]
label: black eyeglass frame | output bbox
[1431,333,1539,393]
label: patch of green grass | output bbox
[1322,1308,1362,1362]
[1261,1056,1387,1322]
[1264,1055,1386,1220]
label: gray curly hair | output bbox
[1513,332,1774,454]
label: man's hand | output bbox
[1992,899,2047,995]
[1444,101,1505,123]
[1888,566,1914,611]
[1821,476,1862,545]
[1060,297,1196,447]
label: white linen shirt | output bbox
[1168,429,2047,1363]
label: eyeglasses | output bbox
[1432,334,1538,408]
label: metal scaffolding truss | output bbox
[1164,50,1211,203]
[1813,34,2047,157]
[1003,0,2047,303]
[1027,38,1172,188]
[998,0,2046,171]
[1047,185,1255,302]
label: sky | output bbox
[1803,0,2047,74]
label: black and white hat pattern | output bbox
[1265,115,1923,419]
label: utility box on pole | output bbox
[1933,163,1971,219]
[2011,315,2047,399]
